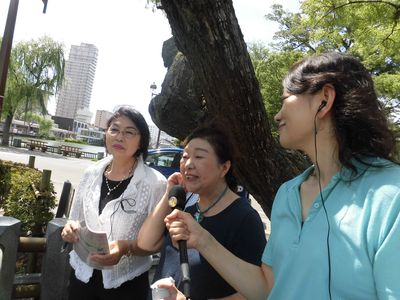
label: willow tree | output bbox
[2,36,64,146]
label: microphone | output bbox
[168,185,191,298]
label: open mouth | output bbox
[185,174,197,181]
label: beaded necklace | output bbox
[194,185,228,222]
[104,159,137,196]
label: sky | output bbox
[0,0,300,125]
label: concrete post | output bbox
[56,181,72,218]
[97,152,104,160]
[40,218,71,300]
[0,216,21,300]
[40,169,51,191]
[28,155,35,168]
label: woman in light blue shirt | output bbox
[162,52,400,300]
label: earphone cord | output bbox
[107,200,120,241]
[314,113,332,300]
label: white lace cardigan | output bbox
[68,155,167,288]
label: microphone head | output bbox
[168,185,186,210]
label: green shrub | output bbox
[64,138,86,144]
[1,161,56,236]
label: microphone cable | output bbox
[314,112,332,300]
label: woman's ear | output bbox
[317,84,336,117]
[221,160,231,178]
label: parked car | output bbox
[146,148,249,199]
[146,148,182,179]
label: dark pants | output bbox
[68,269,149,300]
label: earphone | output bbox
[314,101,327,135]
[317,100,327,112]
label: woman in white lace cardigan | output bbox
[61,106,166,299]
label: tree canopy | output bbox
[266,0,400,124]
[249,46,304,135]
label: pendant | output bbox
[194,211,203,223]
[107,192,110,196]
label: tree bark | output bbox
[159,0,308,217]
[149,52,206,140]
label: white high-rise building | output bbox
[55,43,98,119]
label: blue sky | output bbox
[0,0,300,124]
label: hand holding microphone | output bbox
[168,185,191,299]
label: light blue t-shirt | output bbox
[263,157,400,300]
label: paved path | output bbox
[0,146,94,199]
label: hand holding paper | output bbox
[90,240,128,266]
[73,221,110,269]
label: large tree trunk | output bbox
[159,0,307,217]
[149,49,206,139]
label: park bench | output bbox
[60,145,82,158]
[27,140,48,152]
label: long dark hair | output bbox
[106,106,150,160]
[283,52,397,172]
[183,126,238,191]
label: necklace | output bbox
[194,185,229,222]
[104,160,136,196]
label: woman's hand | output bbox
[90,240,126,266]
[61,221,79,244]
[167,172,185,190]
[165,209,211,251]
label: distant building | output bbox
[149,124,175,148]
[95,110,113,130]
[51,116,74,132]
[76,127,105,146]
[55,43,98,119]
[52,116,88,133]
[52,115,104,145]
[76,107,93,124]
[149,125,159,146]
[0,118,72,139]
[0,119,40,135]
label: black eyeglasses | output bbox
[107,127,140,139]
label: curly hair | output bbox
[283,52,396,171]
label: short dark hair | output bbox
[283,52,396,171]
[106,106,150,160]
[183,126,237,191]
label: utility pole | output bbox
[0,0,19,115]
[0,0,48,116]
[150,82,161,148]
